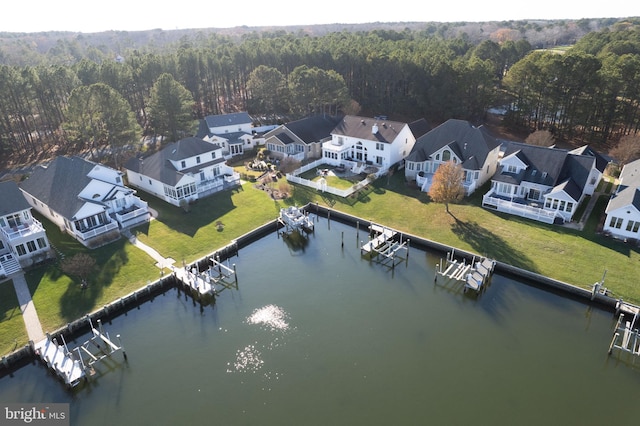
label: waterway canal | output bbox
[1,217,639,425]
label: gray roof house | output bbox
[404,119,501,195]
[482,142,605,224]
[20,156,149,248]
[0,180,50,274]
[264,115,342,161]
[603,158,640,240]
[197,112,258,158]
[124,137,240,207]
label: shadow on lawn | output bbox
[56,239,130,322]
[450,216,538,273]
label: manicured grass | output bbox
[0,278,28,355]
[132,182,287,264]
[3,172,640,357]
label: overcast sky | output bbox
[2,1,639,33]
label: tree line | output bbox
[1,22,639,165]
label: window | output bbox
[529,189,541,200]
[37,237,47,249]
[545,199,551,208]
[181,160,186,168]
[507,165,517,173]
[566,202,573,213]
[7,213,22,228]
[26,240,37,252]
[552,199,558,209]
[626,220,640,233]
[116,176,121,184]
[442,150,451,161]
[609,217,623,229]
[196,156,201,164]
[407,162,414,171]
[15,244,26,256]
[376,143,384,151]
[200,172,206,181]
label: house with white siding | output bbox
[197,112,262,157]
[124,137,240,207]
[603,158,640,240]
[404,119,501,195]
[482,142,606,224]
[321,115,418,174]
[0,181,51,275]
[20,156,149,248]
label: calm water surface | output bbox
[1,217,639,425]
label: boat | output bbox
[279,206,314,232]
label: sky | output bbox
[2,1,639,34]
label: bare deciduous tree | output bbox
[610,134,640,166]
[429,161,465,214]
[525,130,555,147]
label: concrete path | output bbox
[122,229,175,271]
[10,272,45,343]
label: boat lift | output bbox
[435,249,495,293]
[34,316,125,388]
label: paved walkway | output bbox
[10,272,45,343]
[562,190,605,231]
[122,229,175,271]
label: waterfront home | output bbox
[264,115,342,162]
[0,180,51,275]
[196,112,261,158]
[404,119,501,195]
[482,142,606,224]
[321,115,419,174]
[124,137,240,207]
[603,158,640,240]
[19,156,149,248]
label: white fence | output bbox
[483,194,557,224]
[286,159,384,198]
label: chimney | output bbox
[372,124,379,134]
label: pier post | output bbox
[341,231,344,248]
[117,334,127,360]
[233,264,238,286]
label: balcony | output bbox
[74,221,119,242]
[1,218,46,242]
[482,190,558,224]
[114,201,150,228]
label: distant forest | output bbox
[0,17,639,165]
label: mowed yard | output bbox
[1,171,638,355]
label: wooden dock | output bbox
[360,224,409,269]
[608,307,640,359]
[435,251,495,293]
[174,256,238,299]
[34,317,125,388]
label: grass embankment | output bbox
[3,173,638,356]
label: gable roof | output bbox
[499,142,568,186]
[331,115,407,144]
[204,112,252,131]
[406,119,500,170]
[408,118,431,139]
[124,137,224,186]
[19,156,98,219]
[569,145,609,173]
[282,115,342,144]
[0,180,31,216]
[606,158,640,213]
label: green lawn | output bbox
[3,173,639,357]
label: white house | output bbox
[603,158,640,240]
[404,119,501,195]
[19,156,150,248]
[322,115,417,174]
[482,142,607,224]
[124,137,240,207]
[0,181,51,276]
[197,112,262,157]
[265,115,341,162]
